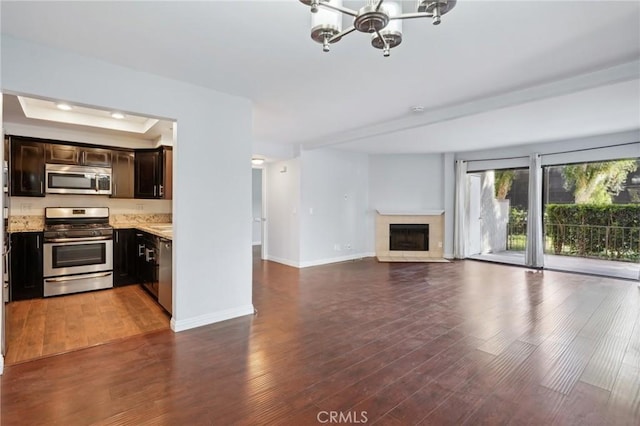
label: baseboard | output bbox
[265,255,300,268]
[266,253,375,269]
[252,241,261,246]
[171,304,255,332]
[299,252,375,268]
[444,253,454,259]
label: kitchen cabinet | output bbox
[9,136,45,197]
[46,144,112,167]
[134,150,160,198]
[9,232,44,300]
[111,150,135,198]
[162,147,173,200]
[113,229,138,286]
[134,147,172,200]
[136,231,158,297]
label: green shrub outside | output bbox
[545,204,640,261]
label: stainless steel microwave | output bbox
[45,164,112,195]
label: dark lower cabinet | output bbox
[113,229,138,286]
[10,232,44,301]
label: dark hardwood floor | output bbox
[1,250,639,425]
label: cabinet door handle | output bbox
[159,185,164,197]
[36,235,40,249]
[116,232,119,243]
[154,185,157,197]
[138,244,145,256]
[41,181,44,194]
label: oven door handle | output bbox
[45,272,113,283]
[45,236,113,243]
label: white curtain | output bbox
[525,153,544,268]
[454,160,467,259]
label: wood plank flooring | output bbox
[1,252,639,424]
[4,285,169,365]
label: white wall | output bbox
[251,168,262,245]
[369,154,444,211]
[299,149,370,267]
[2,36,254,333]
[265,158,300,267]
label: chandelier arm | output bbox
[329,26,356,43]
[391,12,433,21]
[317,1,358,17]
[374,0,385,12]
[374,28,389,50]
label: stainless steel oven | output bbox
[43,207,114,297]
[44,238,113,277]
[46,164,112,195]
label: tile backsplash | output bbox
[10,195,171,216]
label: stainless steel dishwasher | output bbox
[158,238,172,314]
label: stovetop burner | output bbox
[44,207,113,241]
[45,223,113,231]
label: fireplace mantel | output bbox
[376,210,444,216]
[375,211,447,263]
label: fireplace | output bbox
[389,224,429,251]
[375,210,447,262]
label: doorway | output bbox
[1,92,176,366]
[252,166,266,260]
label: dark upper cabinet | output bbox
[45,144,79,164]
[46,144,112,167]
[134,149,161,198]
[112,150,135,198]
[10,232,44,301]
[81,147,112,167]
[114,228,138,286]
[10,137,45,197]
[134,147,172,200]
[162,147,173,200]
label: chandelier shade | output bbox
[371,1,402,56]
[299,0,457,56]
[310,0,343,51]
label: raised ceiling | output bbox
[1,1,639,154]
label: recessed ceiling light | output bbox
[111,112,125,119]
[56,103,73,111]
[251,157,265,166]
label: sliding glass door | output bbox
[542,158,640,279]
[466,167,529,266]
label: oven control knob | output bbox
[58,232,65,238]
[92,230,99,236]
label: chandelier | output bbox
[299,0,457,57]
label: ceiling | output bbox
[1,1,639,154]
[2,94,174,144]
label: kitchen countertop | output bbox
[114,223,173,240]
[7,217,172,240]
